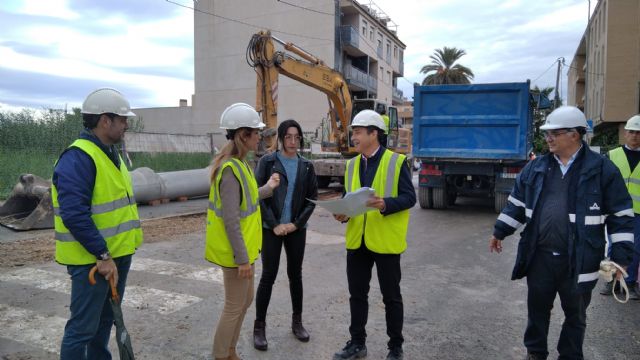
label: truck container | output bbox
[412,81,533,212]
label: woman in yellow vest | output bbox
[205,103,280,360]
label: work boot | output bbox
[253,320,268,351]
[228,347,241,360]
[333,340,367,359]
[291,313,310,342]
[386,346,403,360]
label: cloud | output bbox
[0,0,194,109]
[372,0,588,102]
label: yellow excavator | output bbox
[246,30,410,187]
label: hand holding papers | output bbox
[310,187,377,217]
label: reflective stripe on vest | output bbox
[53,139,143,265]
[609,147,640,213]
[344,149,410,254]
[205,158,262,268]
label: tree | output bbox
[530,86,555,154]
[420,47,474,85]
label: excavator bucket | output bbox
[0,174,54,231]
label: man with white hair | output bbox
[489,106,634,360]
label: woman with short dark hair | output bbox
[252,119,318,351]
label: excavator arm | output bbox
[247,31,352,153]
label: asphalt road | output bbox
[0,187,638,359]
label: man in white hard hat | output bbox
[54,88,143,359]
[489,106,634,360]
[601,114,640,300]
[332,110,416,360]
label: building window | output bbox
[369,28,374,41]
[380,66,384,82]
[386,41,391,57]
[393,45,398,58]
[386,71,391,84]
[362,20,367,36]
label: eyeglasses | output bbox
[542,129,573,139]
[284,135,302,142]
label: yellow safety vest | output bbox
[382,115,390,135]
[344,149,410,254]
[609,147,640,213]
[205,158,262,267]
[52,139,142,265]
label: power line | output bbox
[164,0,333,42]
[563,63,605,77]
[276,0,334,16]
[531,60,558,83]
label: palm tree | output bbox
[420,47,474,85]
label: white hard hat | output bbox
[350,109,387,132]
[624,115,640,131]
[220,103,265,130]
[540,106,587,130]
[81,88,136,117]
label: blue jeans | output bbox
[60,255,132,360]
[607,215,640,283]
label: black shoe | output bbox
[386,347,403,360]
[292,313,310,342]
[333,340,367,359]
[628,283,640,300]
[253,320,268,351]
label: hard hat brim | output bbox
[539,123,566,130]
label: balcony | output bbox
[343,64,377,93]
[339,25,359,49]
[392,87,404,103]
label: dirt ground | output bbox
[0,214,206,268]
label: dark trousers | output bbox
[347,242,404,349]
[525,251,592,360]
[60,255,132,360]
[255,228,306,321]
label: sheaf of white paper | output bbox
[309,187,377,217]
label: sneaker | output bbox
[386,347,403,360]
[333,340,367,360]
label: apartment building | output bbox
[135,0,406,144]
[567,0,640,137]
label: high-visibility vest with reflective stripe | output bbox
[609,147,640,213]
[205,158,262,267]
[52,139,142,265]
[344,149,409,254]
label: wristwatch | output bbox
[98,251,111,261]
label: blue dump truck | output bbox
[412,82,533,213]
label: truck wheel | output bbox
[418,187,433,209]
[432,187,448,209]
[317,176,331,189]
[494,192,509,213]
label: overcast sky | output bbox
[0,0,593,112]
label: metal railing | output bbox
[344,64,377,92]
[392,87,404,102]
[339,26,359,49]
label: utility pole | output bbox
[553,57,564,109]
